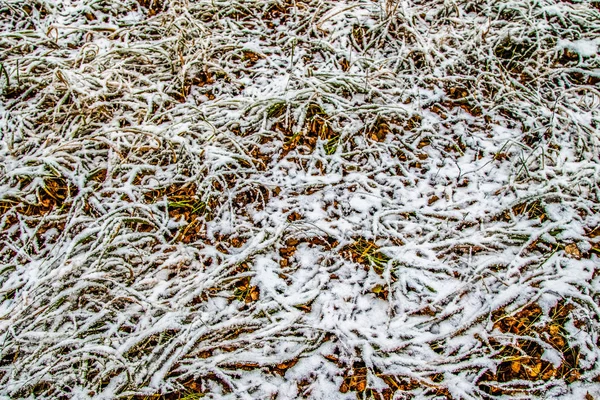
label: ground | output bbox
[1,0,600,399]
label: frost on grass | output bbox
[1,0,600,398]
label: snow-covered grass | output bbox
[1,0,599,398]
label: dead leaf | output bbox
[511,360,521,374]
[542,367,556,380]
[527,362,542,378]
[294,303,312,312]
[274,358,298,376]
[248,286,260,302]
[564,243,581,259]
[340,382,349,393]
[428,195,440,205]
[355,379,366,392]
[417,139,431,148]
[287,211,302,222]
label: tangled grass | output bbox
[1,0,600,398]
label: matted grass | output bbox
[1,0,600,398]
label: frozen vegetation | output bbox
[1,0,600,398]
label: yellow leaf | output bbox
[526,362,542,378]
[511,361,521,373]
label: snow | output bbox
[557,39,599,58]
[541,347,563,369]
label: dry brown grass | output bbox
[478,301,583,396]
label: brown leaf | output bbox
[287,211,302,222]
[339,57,350,72]
[417,139,431,148]
[564,243,581,259]
[294,303,312,312]
[324,354,340,364]
[276,358,298,373]
[428,195,440,205]
[285,238,299,246]
[183,380,202,392]
[340,382,349,393]
[247,286,260,302]
[197,350,213,359]
[542,367,556,380]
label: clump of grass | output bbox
[232,277,260,304]
[342,238,391,275]
[478,301,583,395]
[274,101,338,157]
